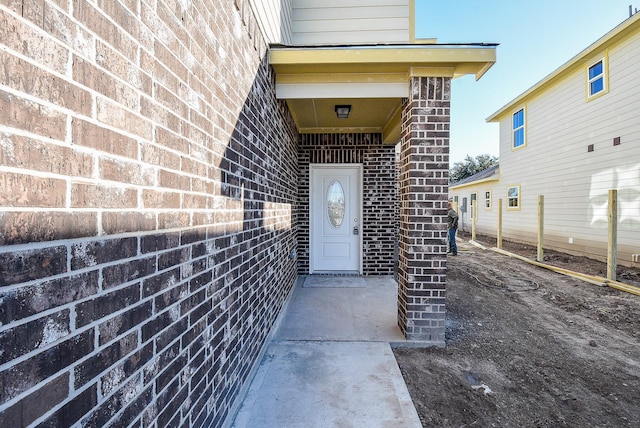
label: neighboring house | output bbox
[451,12,640,267]
[0,1,496,426]
[450,164,500,232]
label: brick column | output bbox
[397,76,450,344]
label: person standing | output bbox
[447,200,458,256]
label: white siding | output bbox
[250,0,293,44]
[291,0,409,45]
[451,185,500,237]
[487,29,640,266]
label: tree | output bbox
[449,154,498,184]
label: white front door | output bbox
[310,165,362,273]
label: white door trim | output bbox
[309,164,363,274]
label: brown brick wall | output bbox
[397,76,450,343]
[0,1,298,427]
[298,133,398,275]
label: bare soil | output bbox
[394,235,640,428]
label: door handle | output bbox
[353,226,359,235]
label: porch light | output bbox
[335,105,351,119]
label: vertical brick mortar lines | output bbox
[0,1,298,427]
[398,76,451,343]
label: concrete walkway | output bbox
[231,276,422,428]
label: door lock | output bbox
[353,226,359,235]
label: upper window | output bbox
[512,108,525,149]
[588,59,605,97]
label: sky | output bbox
[415,0,639,164]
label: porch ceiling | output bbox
[269,44,497,144]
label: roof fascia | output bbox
[269,44,497,79]
[450,174,501,190]
[487,13,640,122]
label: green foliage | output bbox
[449,154,498,184]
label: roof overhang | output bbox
[449,174,501,191]
[269,44,497,143]
[487,12,640,123]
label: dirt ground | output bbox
[394,234,640,428]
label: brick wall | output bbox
[0,1,298,427]
[298,133,398,275]
[397,76,450,343]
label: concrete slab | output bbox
[276,276,405,342]
[230,276,422,428]
[231,341,421,428]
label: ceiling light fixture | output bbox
[335,105,351,119]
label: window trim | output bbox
[586,55,608,101]
[484,190,492,210]
[512,107,526,150]
[506,185,521,211]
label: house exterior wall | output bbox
[291,0,410,45]
[461,20,640,266]
[297,133,398,275]
[249,0,293,45]
[450,183,500,236]
[0,1,299,427]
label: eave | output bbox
[269,44,497,143]
[487,12,640,123]
[450,175,501,191]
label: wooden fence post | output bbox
[607,189,618,281]
[497,198,503,249]
[471,202,476,241]
[537,195,544,262]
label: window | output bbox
[485,190,492,209]
[326,181,345,228]
[588,59,605,97]
[512,108,525,149]
[469,193,478,217]
[507,185,520,210]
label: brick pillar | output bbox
[397,76,450,344]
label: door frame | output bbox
[309,163,363,275]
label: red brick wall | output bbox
[0,1,298,426]
[298,133,398,275]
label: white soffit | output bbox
[275,82,409,99]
